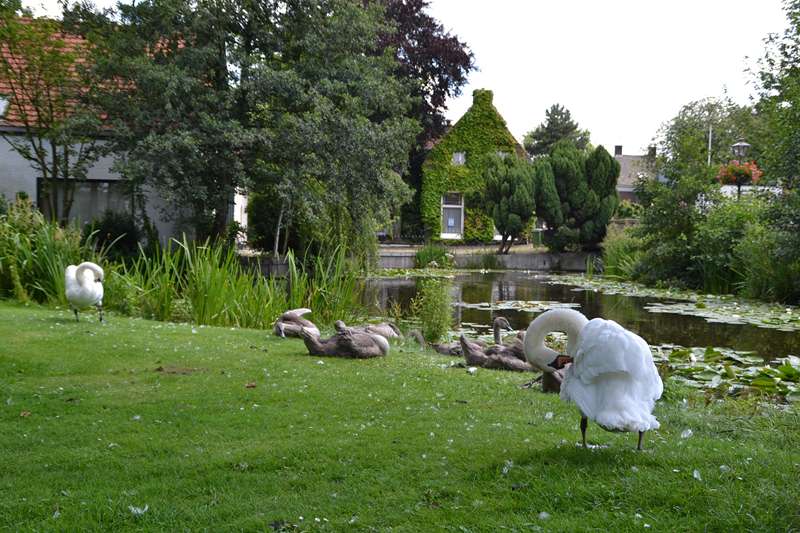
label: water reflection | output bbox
[363,271,800,360]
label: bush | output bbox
[0,198,102,303]
[0,195,7,217]
[614,199,643,219]
[632,174,715,287]
[84,210,142,262]
[692,197,765,293]
[410,277,452,343]
[415,243,453,268]
[601,226,642,279]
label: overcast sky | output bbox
[31,0,789,155]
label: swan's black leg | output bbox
[580,415,588,448]
[73,308,79,322]
[637,431,644,451]
[97,303,104,323]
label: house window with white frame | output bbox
[0,94,9,117]
[441,192,464,239]
[451,151,466,165]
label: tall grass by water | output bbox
[0,200,363,329]
[0,199,105,304]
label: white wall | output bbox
[0,133,185,241]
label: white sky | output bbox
[31,0,789,155]
[426,0,788,154]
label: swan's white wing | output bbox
[572,319,661,397]
[561,318,663,432]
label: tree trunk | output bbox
[273,204,284,259]
[497,234,507,255]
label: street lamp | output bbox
[731,139,751,160]
[730,139,752,199]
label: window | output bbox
[441,192,463,239]
[0,95,9,118]
[37,179,131,224]
[451,151,466,165]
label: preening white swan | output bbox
[523,309,663,450]
[65,262,104,322]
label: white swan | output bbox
[65,261,105,322]
[524,309,663,450]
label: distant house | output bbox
[0,19,246,240]
[613,145,656,202]
[421,89,525,241]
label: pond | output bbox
[364,271,800,362]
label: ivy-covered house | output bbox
[421,89,525,241]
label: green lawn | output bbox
[1,301,798,531]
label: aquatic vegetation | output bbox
[458,300,581,313]
[545,274,800,332]
[652,345,800,403]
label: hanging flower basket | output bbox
[716,160,763,188]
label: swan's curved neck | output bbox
[75,262,103,286]
[523,309,588,371]
[493,321,502,344]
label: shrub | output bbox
[614,199,643,219]
[415,243,453,268]
[692,197,765,293]
[0,198,102,304]
[537,142,620,252]
[84,210,142,262]
[410,277,452,343]
[601,226,642,279]
[632,174,715,287]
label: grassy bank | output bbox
[1,302,798,531]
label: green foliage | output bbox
[83,210,141,263]
[601,226,643,279]
[614,199,644,219]
[0,198,103,304]
[693,197,765,294]
[654,97,767,183]
[409,277,452,342]
[754,0,800,186]
[414,244,453,268]
[0,13,102,222]
[421,89,521,240]
[632,174,715,287]
[483,155,536,254]
[0,196,7,217]
[523,103,590,157]
[536,143,619,252]
[734,189,800,303]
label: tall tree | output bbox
[373,0,475,240]
[755,0,800,187]
[68,0,267,239]
[482,154,535,254]
[0,9,102,223]
[523,104,590,157]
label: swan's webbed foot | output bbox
[637,431,644,451]
[97,304,104,323]
[580,415,588,448]
[73,308,79,322]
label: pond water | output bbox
[364,271,800,361]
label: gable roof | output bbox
[0,17,89,130]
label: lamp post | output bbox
[730,139,751,198]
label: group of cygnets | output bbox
[274,308,555,380]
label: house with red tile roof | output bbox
[0,17,246,239]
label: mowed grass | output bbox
[0,301,798,532]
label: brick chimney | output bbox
[614,145,623,156]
